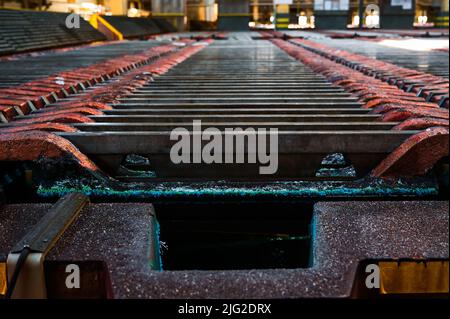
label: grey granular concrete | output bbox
[0,201,448,298]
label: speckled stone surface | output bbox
[0,201,448,298]
[109,201,448,299]
[0,203,158,298]
[0,204,53,261]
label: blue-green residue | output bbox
[37,179,438,199]
[151,219,163,271]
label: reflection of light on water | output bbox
[378,39,450,52]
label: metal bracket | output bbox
[6,193,89,299]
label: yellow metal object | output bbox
[0,262,6,296]
[218,13,252,17]
[435,16,449,27]
[275,4,290,30]
[89,14,98,29]
[89,14,124,41]
[380,260,449,294]
[276,4,290,14]
[152,12,185,17]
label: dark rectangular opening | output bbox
[154,202,313,271]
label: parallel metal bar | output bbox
[57,131,417,154]
[101,108,373,115]
[73,122,397,132]
[88,115,381,123]
[114,102,364,109]
[50,37,417,181]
